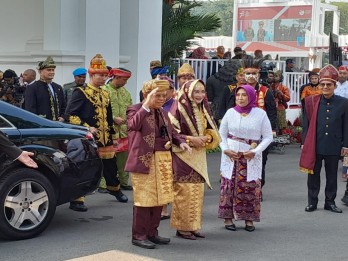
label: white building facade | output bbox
[0,0,163,102]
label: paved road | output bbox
[1,145,348,261]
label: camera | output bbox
[259,61,276,86]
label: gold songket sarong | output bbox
[131,151,173,207]
[170,183,205,231]
[174,147,212,189]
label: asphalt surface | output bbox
[1,145,348,261]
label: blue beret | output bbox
[73,68,87,76]
[151,66,169,77]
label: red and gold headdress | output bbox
[108,68,132,78]
[319,64,338,83]
[88,54,109,75]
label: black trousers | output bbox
[307,154,340,206]
[261,146,270,187]
[102,158,120,190]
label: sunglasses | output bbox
[319,83,335,88]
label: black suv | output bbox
[0,101,102,240]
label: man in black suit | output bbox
[300,64,348,213]
[25,56,66,121]
[0,131,37,168]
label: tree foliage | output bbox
[190,0,234,36]
[323,2,348,35]
[161,0,221,65]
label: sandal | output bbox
[191,231,205,238]
[176,230,196,240]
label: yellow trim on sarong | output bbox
[98,145,116,159]
[106,185,120,191]
[74,197,85,203]
[299,167,314,174]
[131,151,174,207]
[170,183,204,231]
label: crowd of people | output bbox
[0,48,348,250]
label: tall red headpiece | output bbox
[319,64,338,83]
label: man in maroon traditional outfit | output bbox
[125,79,191,249]
[300,64,348,213]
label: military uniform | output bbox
[63,67,87,106]
[63,81,78,106]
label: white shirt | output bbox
[335,80,348,98]
[219,107,273,181]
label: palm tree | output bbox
[162,0,221,65]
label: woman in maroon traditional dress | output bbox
[169,79,220,239]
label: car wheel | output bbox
[0,168,56,240]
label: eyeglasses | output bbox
[319,83,335,88]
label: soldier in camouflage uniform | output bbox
[63,67,87,106]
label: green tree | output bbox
[324,2,348,35]
[161,0,221,65]
[191,0,234,36]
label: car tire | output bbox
[0,168,56,240]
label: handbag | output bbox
[114,137,129,152]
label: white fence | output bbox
[171,58,307,106]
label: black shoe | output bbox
[324,204,343,213]
[244,225,255,232]
[132,239,156,249]
[120,185,133,191]
[69,201,88,212]
[305,205,317,212]
[111,190,128,203]
[225,224,236,231]
[148,235,170,245]
[98,188,108,193]
[341,194,348,205]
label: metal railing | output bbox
[170,58,307,106]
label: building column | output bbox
[332,9,340,35]
[42,0,86,84]
[85,0,120,68]
[120,0,163,102]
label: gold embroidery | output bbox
[44,83,59,121]
[258,91,264,107]
[79,85,111,146]
[69,115,82,125]
[139,152,152,167]
[228,84,237,92]
[178,103,198,136]
[168,112,181,133]
[192,103,206,136]
[131,151,173,207]
[146,114,155,129]
[143,133,155,148]
[174,169,205,183]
